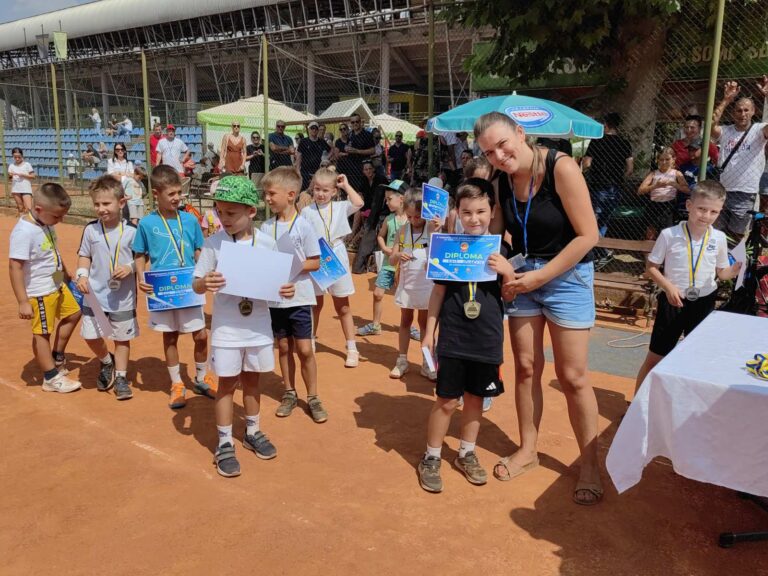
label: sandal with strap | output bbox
[493,454,539,482]
[572,480,604,506]
[213,443,241,478]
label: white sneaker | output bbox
[420,362,437,381]
[344,349,359,368]
[42,373,82,393]
[389,357,409,379]
[482,397,493,412]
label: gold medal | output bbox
[239,298,253,316]
[464,300,481,319]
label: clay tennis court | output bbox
[0,213,763,575]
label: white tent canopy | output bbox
[372,113,421,142]
[318,98,375,123]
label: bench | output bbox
[593,237,657,324]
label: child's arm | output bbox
[75,255,92,294]
[377,219,390,253]
[337,174,364,209]
[646,260,683,308]
[134,253,153,293]
[487,253,516,288]
[637,172,656,196]
[421,284,446,355]
[674,170,690,194]
[303,255,321,272]
[9,259,32,319]
[389,235,412,265]
[716,261,743,280]
[427,216,443,235]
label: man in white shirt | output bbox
[155,124,191,175]
[711,78,768,239]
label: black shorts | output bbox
[644,198,676,234]
[270,305,313,340]
[649,291,717,356]
[436,356,504,399]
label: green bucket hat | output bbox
[213,176,259,206]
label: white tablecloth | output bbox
[607,311,768,497]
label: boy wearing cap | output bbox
[134,165,215,409]
[193,176,295,477]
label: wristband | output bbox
[75,267,89,279]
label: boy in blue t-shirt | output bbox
[134,165,215,409]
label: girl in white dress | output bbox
[389,189,439,380]
[8,147,35,214]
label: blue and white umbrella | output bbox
[427,94,604,139]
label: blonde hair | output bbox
[403,188,423,212]
[656,147,675,162]
[312,165,338,188]
[89,174,125,200]
[692,180,726,202]
[262,166,301,194]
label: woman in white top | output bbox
[638,147,689,240]
[90,107,101,132]
[8,147,35,214]
[107,143,134,178]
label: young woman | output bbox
[475,111,602,506]
[107,143,134,178]
[220,122,246,174]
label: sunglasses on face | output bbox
[340,126,348,131]
[116,148,126,152]
[277,125,286,128]
[232,124,240,128]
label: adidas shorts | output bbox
[435,356,504,399]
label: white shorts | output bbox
[80,312,139,341]
[128,204,145,219]
[313,242,355,298]
[210,344,275,377]
[149,306,206,333]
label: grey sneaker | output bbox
[454,451,487,485]
[307,396,328,423]
[418,455,443,493]
[357,322,382,336]
[213,443,241,477]
[114,376,133,401]
[96,354,115,391]
[243,431,277,460]
[275,391,298,417]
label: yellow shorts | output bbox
[30,284,81,336]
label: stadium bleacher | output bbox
[2,126,204,181]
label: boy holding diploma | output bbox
[260,167,327,423]
[134,165,215,409]
[419,179,512,492]
[193,177,295,477]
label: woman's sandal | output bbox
[572,480,604,506]
[493,454,539,482]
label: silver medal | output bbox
[108,278,121,291]
[685,287,700,302]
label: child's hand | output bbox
[503,269,546,296]
[430,216,443,232]
[203,271,226,293]
[279,283,295,299]
[399,252,414,263]
[112,264,132,280]
[728,261,743,279]
[422,334,434,356]
[76,276,90,294]
[336,174,349,189]
[664,285,684,308]
[138,280,154,294]
[487,253,513,277]
[18,302,33,320]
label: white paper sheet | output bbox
[275,232,306,281]
[217,241,293,302]
[422,346,436,373]
[730,237,747,290]
[82,289,114,338]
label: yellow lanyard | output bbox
[28,214,61,271]
[159,212,185,266]
[315,201,332,242]
[409,223,425,249]
[274,211,298,241]
[682,223,710,288]
[101,221,124,275]
[468,282,477,302]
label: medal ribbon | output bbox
[468,282,477,302]
[274,211,298,241]
[315,202,333,242]
[28,214,61,271]
[409,223,425,250]
[682,223,710,288]
[510,173,535,256]
[159,212,185,266]
[101,221,124,275]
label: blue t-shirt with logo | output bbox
[133,210,203,270]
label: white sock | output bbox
[458,440,476,458]
[168,364,181,383]
[425,444,441,459]
[115,370,127,378]
[100,353,113,365]
[346,340,357,351]
[398,353,407,361]
[245,414,260,436]
[217,425,233,448]
[195,362,207,381]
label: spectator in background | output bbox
[8,147,35,214]
[322,131,334,165]
[90,108,102,132]
[219,121,246,174]
[387,131,411,181]
[451,131,470,186]
[333,123,354,178]
[204,142,217,163]
[294,133,304,150]
[269,120,295,169]
[107,143,134,178]
[82,144,99,168]
[66,153,80,181]
[370,129,388,179]
[193,157,211,179]
[459,149,474,173]
[149,123,163,167]
[155,124,191,175]
[246,131,266,187]
[345,113,375,192]
[297,121,330,190]
[637,147,689,240]
[106,114,118,136]
[672,115,719,176]
[117,114,133,137]
[582,112,633,238]
[98,141,109,160]
[537,137,573,156]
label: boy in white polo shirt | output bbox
[193,176,295,478]
[260,167,325,423]
[634,180,742,392]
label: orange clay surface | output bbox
[0,215,764,576]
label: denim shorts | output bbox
[506,258,595,329]
[375,267,396,290]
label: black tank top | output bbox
[498,148,592,262]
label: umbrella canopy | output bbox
[427,94,603,139]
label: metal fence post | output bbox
[50,63,64,186]
[699,0,726,180]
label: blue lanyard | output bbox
[510,174,535,256]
